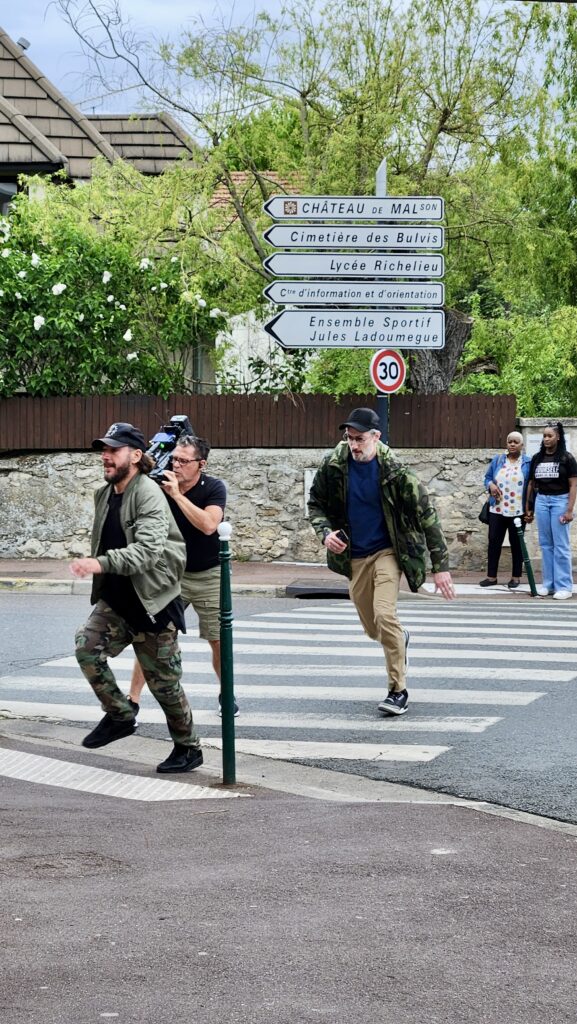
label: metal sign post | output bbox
[514,517,538,597]
[218,521,236,783]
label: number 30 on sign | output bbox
[370,349,406,394]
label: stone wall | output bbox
[0,445,561,571]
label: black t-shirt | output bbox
[529,451,577,496]
[167,474,227,573]
[99,490,185,633]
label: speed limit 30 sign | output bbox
[370,349,406,394]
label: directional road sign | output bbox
[263,253,444,279]
[264,309,445,349]
[263,195,445,222]
[263,280,445,307]
[263,224,444,250]
[370,349,406,394]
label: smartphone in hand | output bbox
[335,529,349,543]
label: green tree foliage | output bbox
[452,305,577,417]
[55,0,562,396]
[0,164,228,396]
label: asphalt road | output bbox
[1,592,577,822]
[5,759,577,1024]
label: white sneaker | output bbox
[553,590,573,600]
[536,586,553,597]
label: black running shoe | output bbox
[218,693,240,717]
[82,714,137,749]
[127,698,140,716]
[156,744,203,774]
[377,689,409,716]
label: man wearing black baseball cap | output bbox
[70,422,203,773]
[91,421,147,451]
[308,407,455,717]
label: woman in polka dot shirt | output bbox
[479,431,531,589]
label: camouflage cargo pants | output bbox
[75,600,200,748]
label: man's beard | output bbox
[351,449,371,463]
[104,462,131,486]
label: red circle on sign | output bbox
[370,349,406,394]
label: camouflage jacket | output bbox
[307,440,450,592]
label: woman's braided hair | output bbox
[533,421,567,467]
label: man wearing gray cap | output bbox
[308,407,455,717]
[70,422,203,773]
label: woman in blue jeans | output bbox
[525,422,577,600]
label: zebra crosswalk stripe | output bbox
[0,599,565,769]
[0,701,502,733]
[206,738,449,762]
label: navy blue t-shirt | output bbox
[347,456,391,557]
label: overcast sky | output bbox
[3,1,270,112]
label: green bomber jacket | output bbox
[90,471,186,615]
[307,440,450,592]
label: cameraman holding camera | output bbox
[127,434,235,716]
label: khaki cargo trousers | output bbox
[349,548,407,693]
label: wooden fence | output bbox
[0,393,516,451]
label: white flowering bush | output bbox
[0,168,229,397]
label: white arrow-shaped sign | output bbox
[263,224,444,250]
[263,280,445,307]
[264,309,445,349]
[263,195,445,221]
[263,253,445,278]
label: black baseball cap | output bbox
[92,422,147,451]
[339,407,381,432]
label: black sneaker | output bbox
[479,578,498,587]
[127,698,140,716]
[82,714,137,749]
[218,693,240,718]
[156,744,203,774]
[377,689,409,716]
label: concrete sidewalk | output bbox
[1,718,577,1024]
[0,557,548,598]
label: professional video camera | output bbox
[147,414,195,481]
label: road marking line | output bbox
[0,684,544,704]
[90,641,577,664]
[235,619,577,639]
[206,739,449,762]
[0,701,502,733]
[0,749,242,801]
[25,637,550,664]
[210,627,577,649]
[4,663,561,683]
[261,610,577,627]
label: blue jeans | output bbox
[535,493,574,592]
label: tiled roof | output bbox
[0,26,116,178]
[210,171,302,212]
[0,27,195,179]
[86,112,196,173]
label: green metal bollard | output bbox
[218,521,236,783]
[513,516,538,597]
